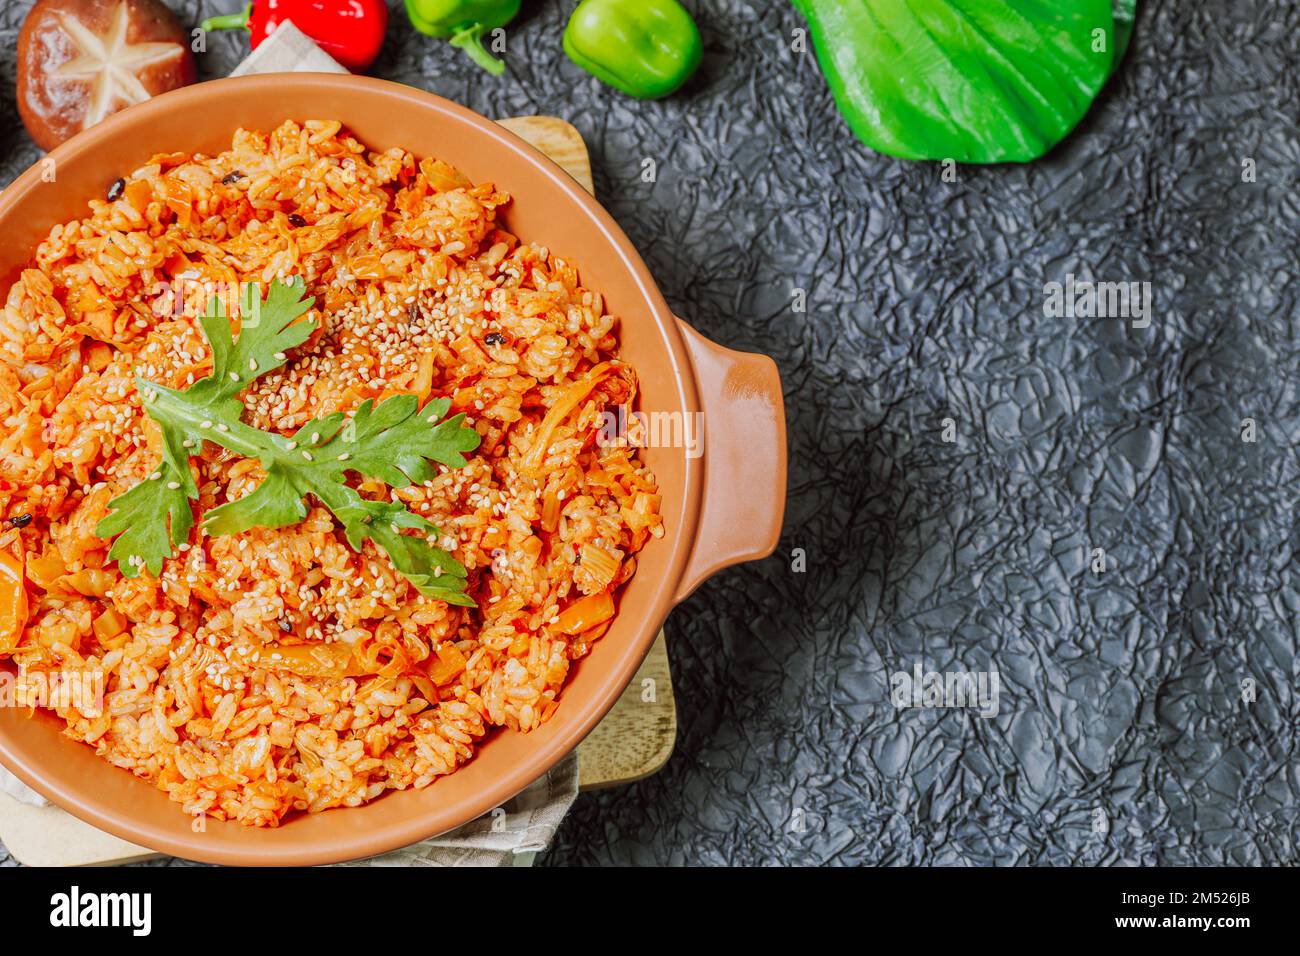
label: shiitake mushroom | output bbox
[17,0,196,151]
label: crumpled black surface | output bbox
[3,0,1298,868]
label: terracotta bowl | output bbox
[0,74,786,865]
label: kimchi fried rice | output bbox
[0,120,662,826]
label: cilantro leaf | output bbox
[329,486,474,608]
[300,395,480,487]
[94,446,194,579]
[183,276,316,418]
[198,394,480,605]
[95,278,481,608]
[200,467,308,536]
[95,279,316,578]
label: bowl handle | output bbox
[673,319,787,603]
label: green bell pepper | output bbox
[563,0,703,99]
[404,0,521,75]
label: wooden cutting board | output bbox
[0,115,676,867]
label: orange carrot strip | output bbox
[554,591,614,636]
[0,549,29,654]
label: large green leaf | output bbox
[793,0,1128,163]
[1113,0,1136,62]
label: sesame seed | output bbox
[167,481,180,490]
[229,372,240,381]
[302,451,314,461]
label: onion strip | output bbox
[523,362,625,476]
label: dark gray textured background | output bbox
[2,0,1297,867]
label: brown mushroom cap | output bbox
[18,0,197,151]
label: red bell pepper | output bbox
[202,1,389,74]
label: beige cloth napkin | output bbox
[0,19,579,868]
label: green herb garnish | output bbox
[95,278,481,607]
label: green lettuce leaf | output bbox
[793,0,1134,163]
